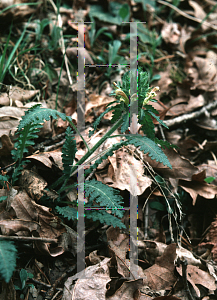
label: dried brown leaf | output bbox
[143,244,177,291]
[0,219,40,235]
[179,180,217,205]
[62,258,111,300]
[176,264,216,297]
[0,135,14,156]
[108,279,143,300]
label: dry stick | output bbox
[30,278,63,292]
[139,54,174,64]
[157,0,217,31]
[32,132,66,152]
[0,235,58,243]
[180,257,195,300]
[163,100,217,128]
[44,139,66,152]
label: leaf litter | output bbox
[1,0,217,299]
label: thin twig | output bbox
[163,100,217,128]
[0,235,58,243]
[30,278,63,291]
[157,0,217,31]
[44,139,66,152]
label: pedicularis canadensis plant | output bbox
[6,67,174,230]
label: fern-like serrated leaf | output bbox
[12,123,42,162]
[143,104,159,115]
[110,103,125,123]
[11,104,71,184]
[121,113,129,133]
[62,127,76,177]
[126,135,172,168]
[11,160,30,184]
[56,206,77,220]
[56,205,125,228]
[12,104,68,163]
[140,112,155,140]
[18,104,68,130]
[0,241,17,283]
[147,110,169,129]
[82,180,124,218]
[86,210,125,228]
[154,138,178,150]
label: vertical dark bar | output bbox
[129,22,139,279]
[77,22,85,276]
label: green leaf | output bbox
[154,138,178,150]
[0,21,28,82]
[108,40,122,65]
[121,113,129,133]
[58,179,125,229]
[11,104,69,184]
[149,201,165,211]
[204,177,215,184]
[147,110,169,129]
[0,241,17,283]
[17,104,67,131]
[151,74,161,82]
[0,174,9,189]
[89,2,129,25]
[86,210,125,229]
[155,175,166,186]
[20,269,28,290]
[140,112,155,140]
[137,23,156,44]
[56,206,77,220]
[111,104,126,124]
[83,180,124,218]
[126,135,172,168]
[119,4,130,21]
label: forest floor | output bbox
[0,0,217,299]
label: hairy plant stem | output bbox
[67,118,90,151]
[50,113,126,191]
[70,114,125,177]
